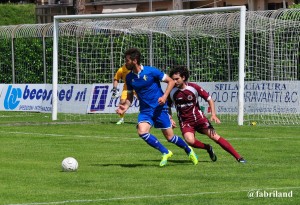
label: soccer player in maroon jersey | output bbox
[168,66,246,163]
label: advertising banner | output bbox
[196,81,299,114]
[0,84,92,114]
[0,81,299,114]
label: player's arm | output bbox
[116,90,133,115]
[112,79,119,89]
[168,105,177,128]
[116,73,133,115]
[193,82,221,124]
[159,74,175,105]
[207,98,221,124]
[111,69,122,98]
[111,79,120,99]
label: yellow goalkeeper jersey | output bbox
[114,64,130,90]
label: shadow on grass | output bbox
[91,159,213,168]
[91,163,152,168]
[144,159,214,164]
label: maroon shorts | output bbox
[180,118,214,135]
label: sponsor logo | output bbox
[4,85,22,110]
[90,85,109,111]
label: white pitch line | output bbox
[5,186,300,205]
[0,130,299,141]
[0,131,138,141]
[228,136,300,140]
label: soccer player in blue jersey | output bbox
[116,48,198,167]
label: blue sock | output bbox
[168,135,191,154]
[139,133,169,154]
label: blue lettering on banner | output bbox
[23,85,52,101]
[90,85,109,111]
[107,96,140,108]
[4,85,22,110]
[75,88,87,101]
[58,86,73,101]
[215,83,238,91]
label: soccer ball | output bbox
[62,157,78,172]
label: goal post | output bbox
[52,6,247,124]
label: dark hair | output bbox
[169,65,190,82]
[124,48,141,65]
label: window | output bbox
[268,3,287,10]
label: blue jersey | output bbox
[126,65,167,112]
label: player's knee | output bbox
[184,137,194,145]
[139,133,150,139]
[183,134,195,145]
[167,135,179,143]
[209,132,220,141]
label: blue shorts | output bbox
[138,108,171,129]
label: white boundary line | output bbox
[0,130,299,142]
[0,131,138,141]
[6,186,300,205]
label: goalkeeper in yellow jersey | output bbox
[111,64,131,124]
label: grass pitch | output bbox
[0,112,299,205]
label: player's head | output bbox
[124,48,141,70]
[169,66,190,88]
[170,66,190,80]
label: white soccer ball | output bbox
[62,157,78,172]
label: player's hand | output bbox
[111,87,119,99]
[170,119,177,128]
[116,104,126,115]
[210,115,221,124]
[158,96,167,105]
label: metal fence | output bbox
[0,9,299,84]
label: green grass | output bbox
[0,112,299,205]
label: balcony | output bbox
[37,0,73,5]
[88,0,166,5]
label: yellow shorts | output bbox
[120,90,136,100]
[120,89,128,100]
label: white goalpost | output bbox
[52,7,300,126]
[52,6,247,124]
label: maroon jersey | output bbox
[168,82,211,124]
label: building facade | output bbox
[36,0,295,23]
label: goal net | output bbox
[52,7,300,125]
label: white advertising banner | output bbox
[0,84,92,114]
[0,81,299,114]
[196,81,300,114]
[43,84,93,114]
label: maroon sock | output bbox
[217,137,241,160]
[192,139,210,150]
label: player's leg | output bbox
[181,124,211,150]
[137,113,172,166]
[161,128,198,165]
[137,122,169,154]
[183,130,217,162]
[202,128,245,162]
[116,90,127,124]
[155,110,198,165]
